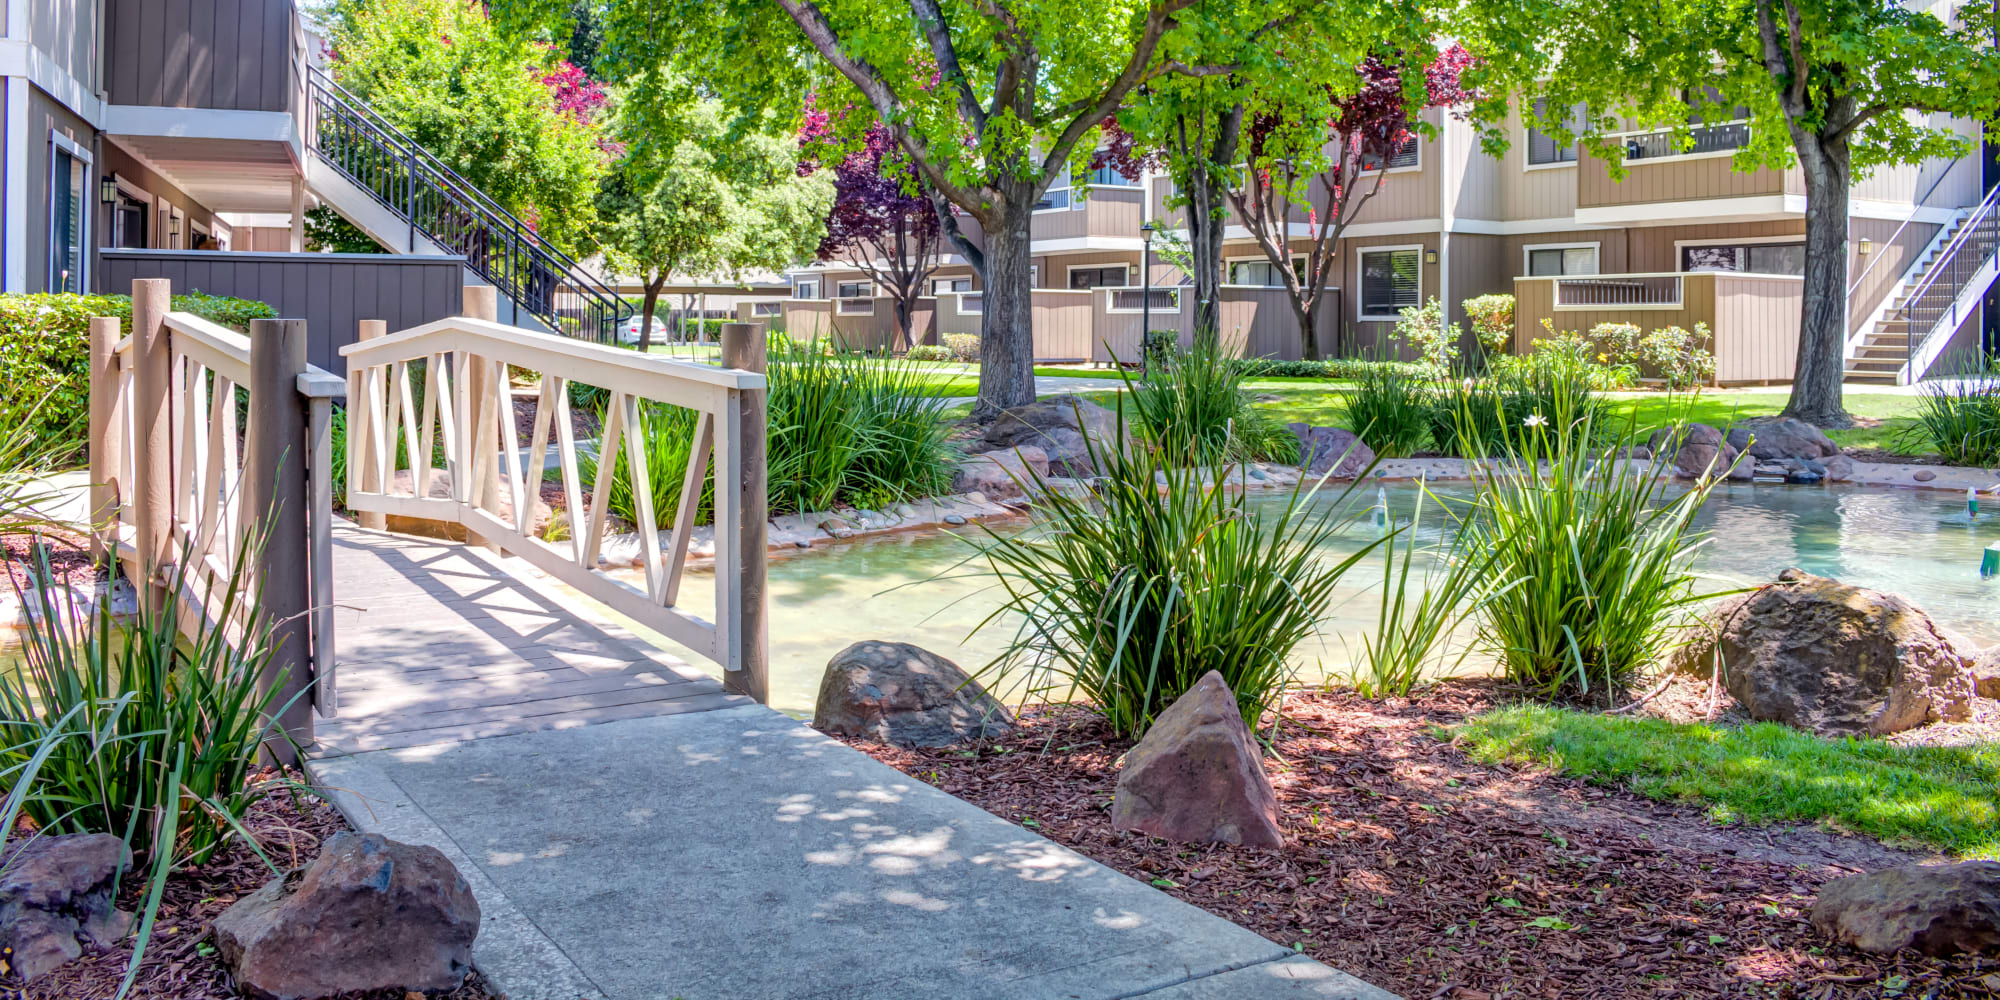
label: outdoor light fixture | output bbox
[1424,249,1438,264]
[101,172,118,205]
[1857,238,1874,256]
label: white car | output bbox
[616,314,673,344]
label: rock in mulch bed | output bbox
[838,684,2000,1000]
[2,789,495,1000]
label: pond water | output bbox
[636,481,2000,716]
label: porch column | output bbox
[289,178,305,253]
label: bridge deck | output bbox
[313,525,749,755]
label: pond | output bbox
[635,481,2000,716]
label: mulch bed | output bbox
[4,780,496,1000]
[841,683,2000,1000]
[1,529,97,596]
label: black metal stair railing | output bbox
[1887,184,2000,375]
[305,67,629,343]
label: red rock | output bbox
[1111,672,1283,849]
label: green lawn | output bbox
[1457,705,2000,857]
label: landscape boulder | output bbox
[1649,423,1749,481]
[1811,862,2000,955]
[1289,425,1376,479]
[1677,569,1973,736]
[951,446,1049,501]
[813,641,1015,746]
[212,832,479,1000]
[1111,672,1283,849]
[1973,646,2000,700]
[977,399,1133,477]
[1726,416,1841,462]
[0,834,133,982]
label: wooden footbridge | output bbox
[87,278,774,758]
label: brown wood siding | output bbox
[1345,233,1440,354]
[1711,275,1803,382]
[1845,217,1938,333]
[1511,274,1713,353]
[107,0,300,114]
[1033,250,1140,289]
[1034,292,1096,361]
[29,0,103,88]
[1219,286,1338,360]
[1578,151,1791,209]
[97,249,466,372]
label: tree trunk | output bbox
[1780,133,1854,428]
[892,294,916,354]
[1293,297,1321,362]
[1175,106,1243,346]
[974,204,1037,421]
[639,274,667,353]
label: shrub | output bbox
[1904,361,2000,466]
[1461,293,1514,355]
[943,333,980,362]
[1448,395,1723,701]
[969,411,1383,737]
[1126,341,1299,465]
[1394,297,1462,375]
[905,344,952,362]
[1342,363,1434,458]
[1430,343,1603,458]
[0,292,277,466]
[1639,324,1717,389]
[1351,488,1511,698]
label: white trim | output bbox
[834,296,876,315]
[4,79,29,291]
[6,0,27,39]
[101,104,300,157]
[832,278,876,299]
[1850,199,1960,224]
[214,211,292,228]
[1063,261,1133,289]
[929,275,973,295]
[951,290,984,316]
[1356,243,1425,320]
[1671,234,1805,252]
[1102,286,1182,315]
[1575,194,1805,227]
[1521,241,1601,276]
[1616,148,1741,166]
[0,39,106,126]
[1223,252,1306,287]
[1030,235,1147,252]
[1446,216,1600,236]
[1522,159,1577,173]
[791,277,822,299]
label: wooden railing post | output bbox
[87,317,125,563]
[462,286,499,551]
[355,319,388,531]
[246,318,314,761]
[130,278,173,613]
[719,322,768,703]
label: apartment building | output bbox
[782,102,1997,386]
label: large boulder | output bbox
[1111,672,1283,849]
[813,641,1015,746]
[978,399,1134,477]
[1649,423,1749,481]
[1811,862,2000,955]
[0,834,132,982]
[951,446,1049,501]
[212,832,479,1000]
[1973,646,2000,700]
[1678,569,1973,736]
[1289,425,1375,480]
[1727,416,1841,462]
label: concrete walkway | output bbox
[307,530,1398,1000]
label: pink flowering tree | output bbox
[800,102,945,353]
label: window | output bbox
[1035,168,1071,211]
[1227,257,1304,287]
[1526,99,1583,165]
[836,298,875,315]
[1359,136,1419,172]
[1068,265,1128,289]
[835,280,873,298]
[931,276,972,294]
[1083,163,1141,188]
[1681,242,1805,276]
[1359,247,1421,318]
[112,188,150,249]
[48,138,90,293]
[1525,246,1599,276]
[793,277,822,299]
[958,292,984,315]
[751,301,782,317]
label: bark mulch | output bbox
[840,683,2000,1000]
[4,781,496,1000]
[1,529,96,596]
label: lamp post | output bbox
[1139,221,1156,373]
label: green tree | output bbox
[1465,0,1997,427]
[599,92,831,352]
[325,0,608,257]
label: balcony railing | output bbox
[1612,120,1752,161]
[1554,274,1683,308]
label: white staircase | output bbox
[1845,187,2000,385]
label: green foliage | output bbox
[1461,293,1514,355]
[1638,324,1717,389]
[0,546,297,866]
[1446,396,1722,701]
[303,205,384,253]
[0,293,276,466]
[1457,706,2000,857]
[1125,341,1299,465]
[1351,489,1511,698]
[324,0,607,257]
[1904,363,2000,467]
[969,410,1382,737]
[1429,347,1603,458]
[1341,363,1435,459]
[943,334,980,363]
[905,345,952,362]
[1394,297,1461,375]
[1232,357,1422,380]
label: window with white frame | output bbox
[958,292,984,315]
[752,301,782,316]
[1681,241,1805,275]
[1359,135,1419,172]
[1359,247,1422,318]
[793,277,822,299]
[931,276,972,294]
[835,279,874,298]
[1067,265,1128,289]
[1034,167,1072,211]
[1083,162,1141,187]
[1227,256,1304,287]
[1526,99,1584,165]
[48,136,91,293]
[1525,245,1599,276]
[836,297,876,315]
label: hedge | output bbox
[0,292,278,466]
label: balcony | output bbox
[1513,271,1805,384]
[1576,121,1801,222]
[1030,186,1147,243]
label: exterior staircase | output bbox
[301,67,629,342]
[1845,186,2000,385]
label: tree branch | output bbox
[1037,0,1202,180]
[909,0,988,133]
[1753,0,1804,119]
[932,194,984,275]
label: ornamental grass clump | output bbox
[1904,358,2000,467]
[1342,362,1434,458]
[968,407,1382,737]
[1124,340,1299,465]
[1444,393,1725,702]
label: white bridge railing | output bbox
[339,293,771,700]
